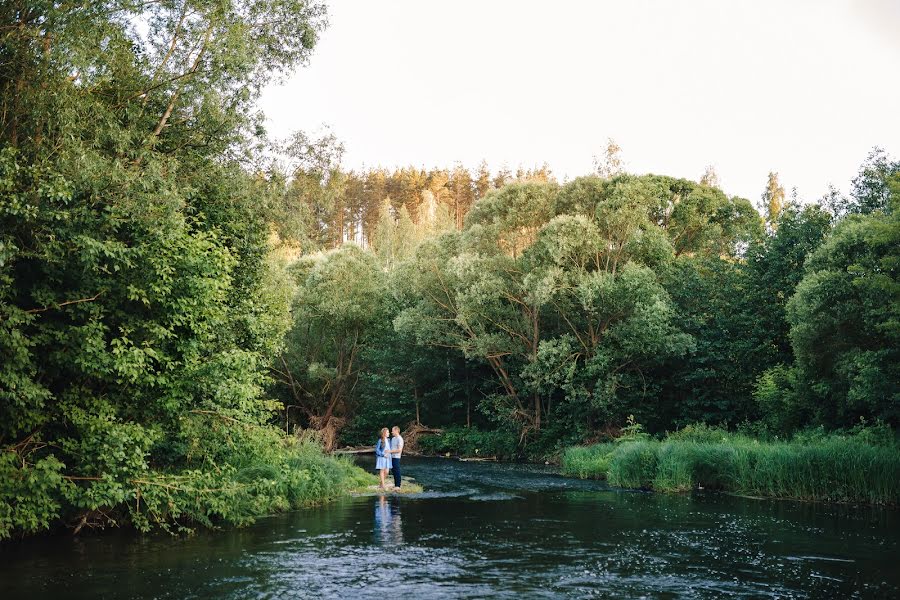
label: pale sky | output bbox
[259,0,900,202]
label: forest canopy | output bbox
[273,150,898,457]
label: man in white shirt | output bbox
[388,426,404,488]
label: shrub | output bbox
[418,427,518,459]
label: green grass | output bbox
[125,433,377,535]
[561,444,616,479]
[562,430,900,505]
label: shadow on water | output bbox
[1,456,898,599]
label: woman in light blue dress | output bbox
[375,427,391,489]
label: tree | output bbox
[362,169,389,246]
[464,182,559,258]
[826,148,899,217]
[699,165,720,188]
[593,138,625,179]
[450,165,475,229]
[848,148,898,215]
[371,198,398,268]
[493,166,512,189]
[652,257,759,428]
[522,216,692,430]
[761,171,786,231]
[0,0,328,538]
[417,189,455,238]
[274,246,386,448]
[475,160,493,201]
[395,173,694,440]
[745,205,833,366]
[785,204,899,427]
[556,175,761,260]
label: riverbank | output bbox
[562,431,900,505]
[1,434,375,541]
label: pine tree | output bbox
[396,205,418,260]
[493,165,512,189]
[450,165,475,229]
[362,169,388,246]
[475,160,493,201]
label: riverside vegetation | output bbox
[562,422,899,504]
[2,0,899,542]
[0,0,379,540]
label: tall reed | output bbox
[562,433,900,504]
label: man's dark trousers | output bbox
[391,458,401,488]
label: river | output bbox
[1,456,897,598]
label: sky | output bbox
[259,0,900,202]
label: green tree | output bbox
[465,181,559,258]
[475,160,494,201]
[746,205,833,366]
[449,165,475,229]
[786,203,899,426]
[274,246,386,448]
[0,0,335,539]
[826,148,899,217]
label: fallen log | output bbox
[333,446,374,454]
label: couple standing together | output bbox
[375,426,403,489]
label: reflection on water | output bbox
[1,457,897,599]
[374,496,403,546]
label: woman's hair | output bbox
[379,427,389,438]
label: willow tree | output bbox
[395,176,693,437]
[464,181,559,257]
[519,204,692,429]
[274,245,386,448]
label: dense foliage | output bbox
[3,0,898,539]
[0,0,380,541]
[292,154,896,459]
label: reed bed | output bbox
[562,434,900,505]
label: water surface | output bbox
[1,457,897,598]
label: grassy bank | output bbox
[562,427,900,505]
[1,431,375,540]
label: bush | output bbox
[418,427,518,459]
[0,425,375,540]
[666,423,734,444]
